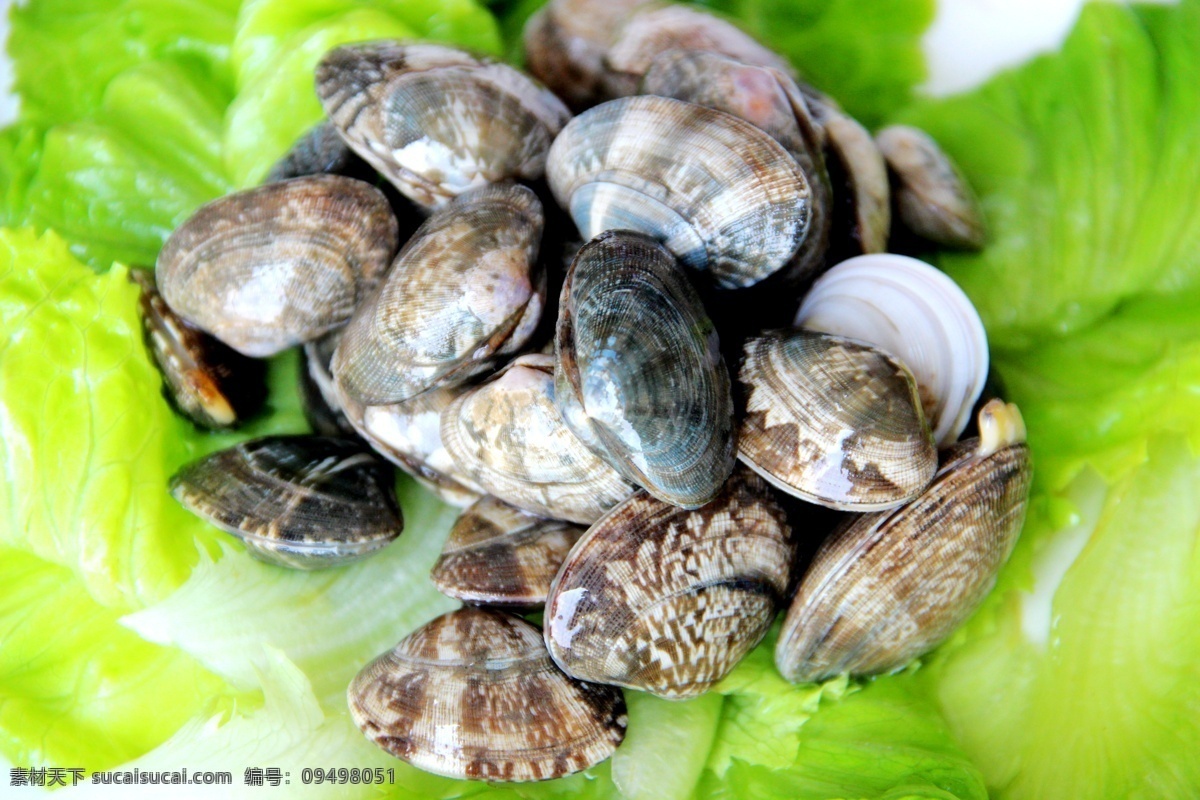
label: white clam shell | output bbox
[794,254,988,445]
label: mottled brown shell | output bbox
[775,410,1032,682]
[544,468,795,699]
[817,104,890,257]
[156,175,398,357]
[131,269,265,429]
[431,496,586,607]
[169,436,402,569]
[875,125,985,250]
[264,121,373,183]
[349,608,627,781]
[332,184,545,405]
[316,42,571,209]
[737,329,937,511]
[441,354,637,524]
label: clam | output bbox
[544,468,795,699]
[130,269,265,429]
[332,183,545,406]
[875,125,985,249]
[265,120,372,183]
[775,400,1031,683]
[811,100,890,256]
[546,95,811,290]
[431,496,586,607]
[315,42,571,209]
[555,231,736,508]
[794,254,989,445]
[350,608,626,781]
[737,329,937,510]
[169,436,402,569]
[300,330,356,437]
[156,175,399,357]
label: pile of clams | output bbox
[146,0,1028,784]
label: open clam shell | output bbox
[737,329,937,511]
[169,436,402,569]
[556,231,736,509]
[316,42,571,209]
[544,468,795,699]
[775,400,1032,683]
[350,608,627,781]
[546,95,811,290]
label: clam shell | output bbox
[794,254,989,445]
[431,496,586,607]
[130,269,265,429]
[316,42,571,209]
[264,120,372,183]
[737,329,937,511]
[544,468,795,699]
[300,330,357,437]
[349,608,627,781]
[546,95,811,290]
[875,125,985,249]
[441,353,637,524]
[169,436,402,569]
[156,175,398,357]
[818,105,890,257]
[332,183,545,405]
[775,400,1032,683]
[556,230,736,508]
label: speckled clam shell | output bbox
[431,496,586,607]
[316,42,571,209]
[332,184,545,406]
[264,120,371,183]
[169,436,402,569]
[737,329,937,511]
[156,175,398,357]
[349,608,627,781]
[544,468,795,699]
[817,104,890,256]
[775,404,1032,683]
[556,231,736,508]
[131,269,265,429]
[300,330,357,437]
[441,354,637,525]
[875,125,985,249]
[546,95,811,290]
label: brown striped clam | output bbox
[544,468,795,699]
[332,183,545,406]
[441,353,637,524]
[555,231,736,509]
[156,175,399,357]
[737,329,937,510]
[431,496,586,607]
[349,608,626,781]
[775,400,1032,683]
[545,95,811,290]
[811,99,891,257]
[169,436,402,569]
[316,42,571,209]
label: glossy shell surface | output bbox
[556,231,736,508]
[546,95,810,290]
[737,329,937,510]
[156,175,398,357]
[431,496,586,607]
[316,42,571,208]
[544,468,795,699]
[349,608,627,781]
[333,184,545,405]
[169,436,402,569]
[775,401,1031,683]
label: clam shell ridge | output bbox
[156,175,399,357]
[775,416,1032,683]
[556,230,736,509]
[332,183,545,406]
[349,608,627,782]
[316,41,571,208]
[441,353,637,524]
[546,95,811,290]
[737,329,937,511]
[431,496,586,607]
[544,468,796,699]
[169,436,402,569]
